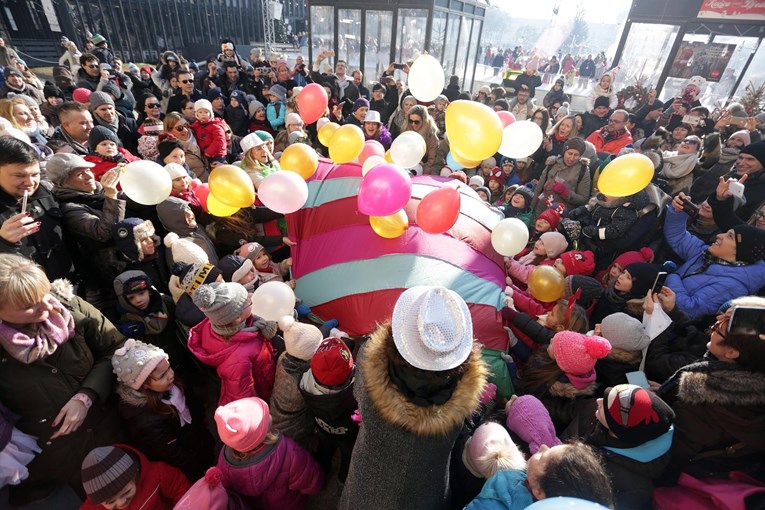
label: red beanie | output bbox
[311,338,354,386]
[537,208,561,230]
[612,248,654,270]
[560,250,595,276]
[72,88,92,104]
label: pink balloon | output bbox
[359,140,385,165]
[497,111,516,128]
[357,164,412,216]
[193,183,210,213]
[257,171,309,214]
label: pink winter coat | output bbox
[217,435,325,510]
[188,317,277,405]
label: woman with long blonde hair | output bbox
[405,104,440,175]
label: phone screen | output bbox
[652,272,668,294]
[626,371,650,389]
[729,307,763,336]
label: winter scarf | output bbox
[160,385,192,426]
[0,299,75,364]
[718,147,740,165]
[601,127,628,142]
[88,151,126,165]
[387,361,460,407]
[57,126,89,155]
[178,133,202,159]
[660,152,698,180]
[94,113,120,133]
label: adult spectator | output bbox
[579,54,596,81]
[0,97,47,144]
[195,58,221,93]
[444,75,461,102]
[369,82,389,125]
[167,70,204,114]
[75,53,103,92]
[708,176,765,233]
[514,62,542,98]
[691,131,750,206]
[89,33,114,65]
[135,93,163,127]
[311,51,359,102]
[127,65,161,100]
[507,85,535,121]
[580,96,610,138]
[405,105,439,175]
[663,192,765,318]
[48,101,94,155]
[0,37,20,68]
[58,39,82,75]
[0,68,44,104]
[343,98,368,127]
[219,62,256,98]
[362,110,392,150]
[352,70,370,99]
[0,137,73,279]
[388,95,417,140]
[541,114,579,160]
[292,54,309,86]
[586,109,633,155]
[658,135,700,195]
[531,137,591,215]
[162,113,209,180]
[723,141,765,221]
[88,91,139,155]
[268,60,297,96]
[100,80,135,120]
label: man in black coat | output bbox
[167,70,204,114]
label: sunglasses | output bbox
[408,118,422,125]
[174,125,189,132]
[180,79,193,84]
[682,139,699,145]
[86,64,99,69]
[146,103,160,108]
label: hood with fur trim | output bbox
[361,325,488,437]
[677,364,765,407]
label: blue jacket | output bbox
[464,469,534,510]
[663,206,765,318]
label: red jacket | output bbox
[80,444,190,510]
[188,316,277,405]
[84,149,141,182]
[586,128,634,155]
[189,117,227,159]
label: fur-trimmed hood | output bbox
[50,278,75,302]
[607,347,643,364]
[361,325,488,437]
[677,363,765,407]
[549,379,598,398]
[117,382,148,407]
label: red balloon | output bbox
[416,186,461,234]
[497,111,516,128]
[359,140,385,165]
[296,83,329,125]
[192,183,211,213]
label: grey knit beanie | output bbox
[600,312,650,351]
[192,282,250,333]
[89,91,114,111]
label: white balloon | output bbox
[257,171,309,214]
[120,160,173,205]
[491,218,530,257]
[316,117,330,130]
[390,131,426,168]
[362,155,387,176]
[408,54,446,102]
[251,281,296,321]
[498,120,544,159]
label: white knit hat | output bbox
[164,232,209,265]
[391,286,474,371]
[284,112,303,127]
[240,132,265,155]
[194,99,214,116]
[111,339,168,390]
[164,162,188,180]
[469,175,484,187]
[277,315,323,361]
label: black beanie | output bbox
[624,263,660,297]
[494,99,509,111]
[603,384,674,444]
[563,137,586,156]
[739,141,765,170]
[158,138,183,162]
[733,224,765,264]
[594,96,610,109]
[88,125,120,149]
[44,83,65,100]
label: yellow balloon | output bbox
[207,192,240,217]
[329,124,365,164]
[208,165,255,208]
[384,150,393,163]
[318,122,340,146]
[450,146,482,168]
[597,153,655,197]
[528,266,565,303]
[280,143,319,180]
[445,100,503,162]
[370,210,409,239]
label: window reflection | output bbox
[364,10,393,81]
[464,19,481,92]
[338,9,361,69]
[430,11,447,62]
[310,5,334,68]
[396,8,428,62]
[619,23,680,93]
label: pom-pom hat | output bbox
[391,286,474,372]
[111,338,168,390]
[277,315,323,361]
[214,397,270,452]
[603,384,675,444]
[551,331,611,376]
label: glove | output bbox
[551,181,570,198]
[582,225,597,238]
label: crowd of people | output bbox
[0,32,763,510]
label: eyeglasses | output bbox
[146,103,160,108]
[86,64,99,69]
[180,79,193,84]
[711,320,728,340]
[408,118,422,125]
[174,125,189,132]
[607,118,625,124]
[682,138,699,145]
[755,210,765,219]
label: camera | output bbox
[729,179,745,198]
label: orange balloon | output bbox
[318,122,340,146]
[280,143,319,180]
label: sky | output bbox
[491,0,632,24]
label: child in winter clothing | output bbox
[299,337,358,483]
[511,231,568,275]
[590,262,661,324]
[585,70,618,113]
[113,270,173,341]
[516,208,561,260]
[112,218,170,294]
[164,163,204,217]
[79,444,191,510]
[225,90,250,137]
[269,315,323,448]
[519,331,611,430]
[595,247,654,288]
[499,157,522,187]
[503,186,534,227]
[215,397,325,509]
[238,241,293,286]
[487,170,505,204]
[432,95,448,137]
[83,125,140,182]
[218,254,259,292]
[505,395,561,454]
[111,340,214,480]
[249,100,275,135]
[174,467,248,510]
[157,196,219,264]
[266,84,287,131]
[189,99,227,166]
[594,313,652,387]
[137,118,163,160]
[462,422,533,510]
[188,282,277,405]
[169,261,223,329]
[239,131,281,189]
[563,384,675,510]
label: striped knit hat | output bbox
[81,446,140,504]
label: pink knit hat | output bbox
[540,232,568,259]
[551,331,611,375]
[505,395,561,454]
[214,398,270,453]
[173,468,229,510]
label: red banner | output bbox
[698,0,765,20]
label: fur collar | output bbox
[50,278,75,302]
[678,366,765,407]
[361,326,488,437]
[117,383,148,407]
[549,379,598,398]
[607,348,642,364]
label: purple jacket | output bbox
[217,435,325,510]
[366,124,393,150]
